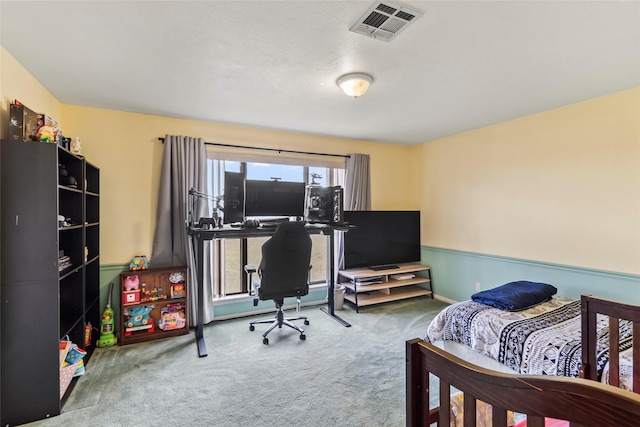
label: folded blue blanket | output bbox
[471,281,557,311]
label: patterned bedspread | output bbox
[425,296,633,386]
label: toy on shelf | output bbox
[84,322,97,347]
[158,303,187,331]
[123,275,139,291]
[169,271,187,299]
[64,343,87,365]
[71,136,82,156]
[36,125,58,143]
[140,281,166,302]
[124,305,154,334]
[170,283,186,299]
[122,275,141,305]
[169,271,186,283]
[129,255,149,271]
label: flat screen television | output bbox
[244,180,306,218]
[343,210,421,270]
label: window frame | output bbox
[206,149,345,299]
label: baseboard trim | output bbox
[433,294,457,305]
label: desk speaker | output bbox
[304,186,344,224]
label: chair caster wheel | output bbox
[300,334,306,340]
[263,337,269,345]
[304,320,310,325]
[249,325,255,331]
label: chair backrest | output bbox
[258,221,312,301]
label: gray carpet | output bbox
[24,297,448,427]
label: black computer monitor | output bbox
[244,180,306,217]
[223,171,245,224]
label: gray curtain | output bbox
[339,153,371,271]
[151,134,214,326]
[344,153,371,210]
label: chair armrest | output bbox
[244,264,260,301]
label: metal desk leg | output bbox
[319,229,351,327]
[195,234,208,357]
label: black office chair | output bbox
[244,221,312,345]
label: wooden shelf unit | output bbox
[339,263,432,312]
[119,266,189,346]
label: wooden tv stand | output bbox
[338,264,432,312]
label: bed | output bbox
[406,338,640,427]
[425,294,638,390]
[407,293,640,426]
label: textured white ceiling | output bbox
[1,1,638,145]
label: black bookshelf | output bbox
[0,140,100,425]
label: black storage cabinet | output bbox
[1,139,100,426]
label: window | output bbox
[206,151,345,298]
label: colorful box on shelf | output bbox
[158,303,186,331]
[9,100,38,142]
[170,283,186,299]
[122,290,140,305]
[64,343,87,365]
[59,340,71,369]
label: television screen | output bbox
[343,210,421,270]
[223,171,245,224]
[244,180,306,217]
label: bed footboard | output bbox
[406,338,640,427]
[580,294,639,392]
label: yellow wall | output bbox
[60,106,414,263]
[410,88,640,275]
[0,47,62,138]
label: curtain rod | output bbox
[158,137,350,159]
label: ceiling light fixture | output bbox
[336,73,373,98]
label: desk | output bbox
[188,223,352,357]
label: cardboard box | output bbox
[9,101,38,141]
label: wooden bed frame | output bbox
[406,339,640,426]
[407,295,640,426]
[580,294,639,391]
